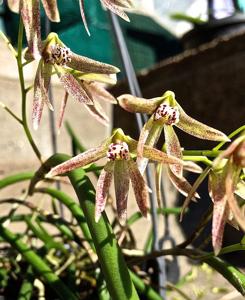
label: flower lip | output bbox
[45,44,72,66]
[154,103,180,125]
[107,142,130,161]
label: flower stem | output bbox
[183,155,213,166]
[0,101,23,124]
[16,18,42,163]
[183,150,221,157]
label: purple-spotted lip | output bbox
[45,44,72,66]
[154,103,180,125]
[107,142,130,161]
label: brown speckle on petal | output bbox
[128,160,149,217]
[95,161,114,222]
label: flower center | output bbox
[107,142,129,161]
[154,103,180,125]
[47,44,72,66]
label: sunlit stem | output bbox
[183,155,213,166]
[213,125,245,151]
[16,18,42,164]
[183,150,221,158]
[0,31,17,57]
[0,101,23,124]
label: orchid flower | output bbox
[8,0,60,58]
[47,129,182,223]
[79,0,133,35]
[27,32,119,129]
[118,91,230,198]
[209,134,245,255]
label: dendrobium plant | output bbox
[27,32,119,129]
[47,129,182,222]
[79,0,133,35]
[209,134,245,255]
[118,91,230,198]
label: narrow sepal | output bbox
[84,102,109,127]
[114,160,130,222]
[209,171,228,255]
[181,167,211,220]
[41,0,60,22]
[20,0,41,59]
[137,118,163,174]
[33,60,52,129]
[67,52,120,74]
[84,81,117,104]
[58,71,94,105]
[143,145,183,165]
[155,163,163,207]
[100,0,130,22]
[176,104,230,142]
[95,161,114,222]
[128,160,149,217]
[164,124,183,177]
[47,143,108,177]
[79,0,90,35]
[118,94,162,114]
[137,116,154,158]
[57,92,68,129]
[183,161,203,173]
[168,167,200,200]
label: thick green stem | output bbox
[0,172,34,189]
[16,18,42,163]
[31,154,140,300]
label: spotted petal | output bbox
[137,116,163,174]
[114,160,130,222]
[57,70,93,105]
[79,0,90,35]
[33,60,53,130]
[83,81,117,104]
[128,160,149,217]
[20,0,41,59]
[41,0,60,22]
[142,145,183,165]
[209,171,228,255]
[84,102,109,127]
[100,0,130,22]
[95,161,114,222]
[118,94,162,114]
[67,52,119,74]
[168,167,200,200]
[57,92,68,129]
[47,142,108,177]
[164,124,183,177]
[176,103,230,142]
